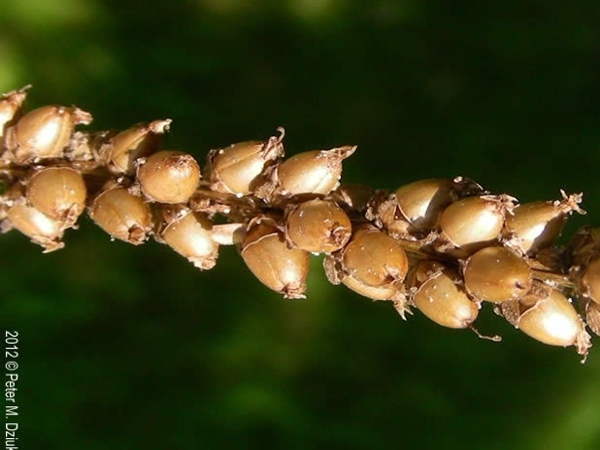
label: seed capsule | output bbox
[413,265,480,329]
[157,206,218,270]
[438,194,515,255]
[502,285,591,358]
[26,167,87,225]
[103,119,171,174]
[207,129,284,196]
[6,203,64,252]
[463,246,532,303]
[241,223,310,299]
[505,191,584,255]
[342,229,409,288]
[88,186,152,245]
[584,299,600,337]
[136,150,200,204]
[275,145,356,197]
[0,86,28,141]
[285,199,352,253]
[8,105,92,163]
[579,257,600,304]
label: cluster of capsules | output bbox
[1,86,600,362]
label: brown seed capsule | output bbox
[329,184,376,212]
[505,191,584,255]
[285,199,352,253]
[207,129,284,196]
[275,145,356,196]
[241,223,310,299]
[341,229,409,288]
[413,266,480,329]
[579,257,600,304]
[157,206,218,270]
[88,186,152,245]
[136,150,200,204]
[103,119,171,174]
[0,86,28,140]
[395,179,455,231]
[6,203,64,252]
[584,299,600,337]
[463,246,532,303]
[438,194,515,255]
[503,285,591,358]
[8,105,92,163]
[26,167,87,224]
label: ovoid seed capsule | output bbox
[503,285,591,357]
[463,246,532,303]
[136,150,201,204]
[275,145,356,196]
[6,204,64,252]
[207,129,284,196]
[0,86,28,139]
[241,223,310,299]
[394,179,455,232]
[504,191,584,255]
[579,257,600,304]
[285,199,352,253]
[158,206,218,270]
[89,187,152,245]
[8,105,92,163]
[584,300,600,337]
[104,119,171,174]
[26,167,87,224]
[438,195,515,255]
[341,229,409,289]
[413,266,480,329]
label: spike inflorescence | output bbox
[1,86,599,362]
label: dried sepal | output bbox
[241,221,310,299]
[206,128,284,196]
[6,105,93,163]
[504,191,584,255]
[88,184,152,245]
[100,119,171,175]
[136,150,201,204]
[25,166,87,226]
[284,199,352,253]
[463,246,532,303]
[156,205,218,270]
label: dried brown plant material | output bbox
[285,199,351,253]
[504,191,584,255]
[100,119,171,175]
[88,185,152,245]
[207,128,284,196]
[241,222,310,299]
[136,150,200,204]
[463,246,532,303]
[6,105,92,163]
[437,194,515,256]
[26,167,86,225]
[156,205,218,270]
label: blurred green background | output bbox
[1,1,600,448]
